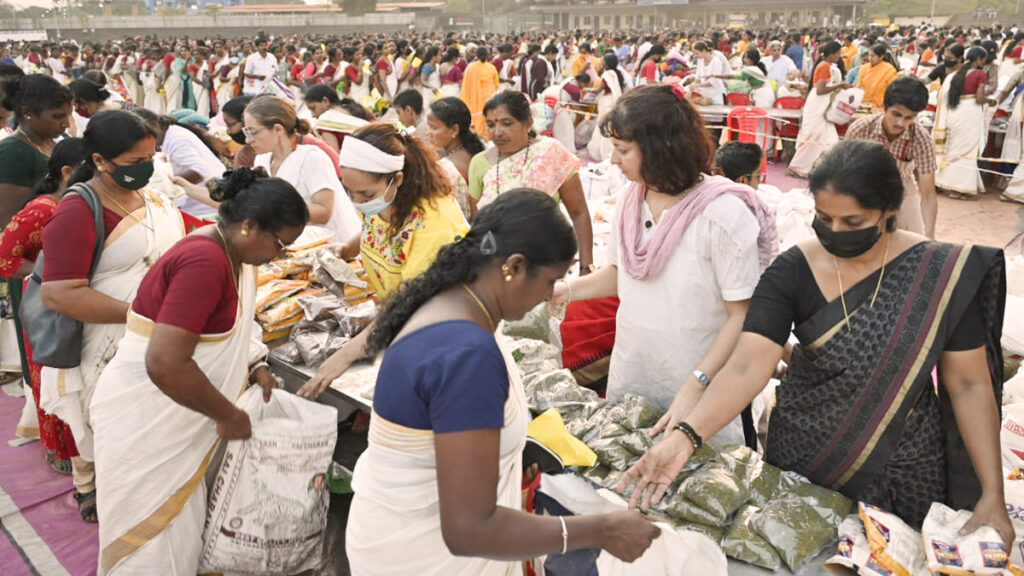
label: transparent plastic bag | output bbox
[752,495,837,571]
[720,505,782,570]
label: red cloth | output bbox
[180,212,213,233]
[376,57,392,75]
[1011,46,1023,59]
[162,52,175,69]
[324,64,337,80]
[559,296,620,371]
[301,135,343,178]
[964,68,988,95]
[346,64,360,84]
[0,196,57,277]
[23,321,78,459]
[640,59,659,82]
[290,62,305,82]
[42,194,123,282]
[132,235,237,334]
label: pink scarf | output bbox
[618,175,779,280]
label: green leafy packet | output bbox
[752,494,837,571]
[721,505,782,570]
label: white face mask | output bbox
[352,177,396,216]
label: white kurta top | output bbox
[607,191,762,446]
[255,145,361,241]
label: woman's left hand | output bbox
[251,365,277,403]
[960,491,1015,550]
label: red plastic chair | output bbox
[725,92,751,106]
[773,96,806,160]
[726,106,770,178]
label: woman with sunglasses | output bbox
[92,167,309,575]
[300,122,469,398]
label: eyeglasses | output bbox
[242,126,268,139]
[271,231,290,253]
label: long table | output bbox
[696,104,804,121]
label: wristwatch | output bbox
[692,369,711,387]
[580,263,596,274]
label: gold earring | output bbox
[241,229,248,236]
[502,265,512,282]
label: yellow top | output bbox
[359,193,469,300]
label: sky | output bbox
[9,0,55,8]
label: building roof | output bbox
[218,2,444,14]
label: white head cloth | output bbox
[339,136,405,174]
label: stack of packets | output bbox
[827,502,1023,575]
[534,387,853,571]
[255,226,374,342]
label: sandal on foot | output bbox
[45,452,72,476]
[75,490,97,523]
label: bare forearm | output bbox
[42,286,130,324]
[308,202,332,225]
[447,507,605,560]
[950,382,1004,496]
[919,178,938,239]
[569,264,617,301]
[150,360,239,422]
[571,211,594,268]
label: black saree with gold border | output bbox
[764,242,1005,525]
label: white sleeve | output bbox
[162,129,208,178]
[244,58,255,75]
[703,195,762,302]
[300,148,343,201]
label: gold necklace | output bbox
[100,188,153,231]
[461,283,495,331]
[214,224,239,288]
[16,130,50,156]
[834,234,890,332]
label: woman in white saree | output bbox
[934,46,990,199]
[345,189,658,576]
[38,111,189,522]
[788,41,850,178]
[587,53,625,162]
[141,52,165,116]
[90,169,309,575]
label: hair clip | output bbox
[671,82,688,102]
[480,230,498,255]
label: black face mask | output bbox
[229,130,247,145]
[812,216,884,259]
[943,58,959,67]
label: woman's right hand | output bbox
[599,510,661,562]
[216,408,252,440]
[617,432,695,510]
[298,347,355,398]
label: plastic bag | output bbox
[200,388,337,575]
[623,394,662,431]
[752,494,837,571]
[721,505,782,570]
[595,521,728,576]
[677,460,749,526]
[785,480,854,528]
[859,502,929,576]
[922,502,1009,574]
[315,249,368,289]
[826,87,865,124]
[332,300,377,337]
[523,368,599,414]
[1006,472,1024,568]
[298,292,344,322]
[286,225,335,252]
[502,302,551,342]
[291,328,349,370]
[1005,404,1024,470]
[826,515,896,575]
[255,279,309,312]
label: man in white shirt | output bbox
[161,123,227,216]
[243,39,278,96]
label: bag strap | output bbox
[67,183,107,279]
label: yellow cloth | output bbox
[359,194,469,300]
[527,408,597,468]
[841,44,859,71]
[737,40,749,56]
[460,60,500,138]
[858,61,898,108]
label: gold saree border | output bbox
[127,312,236,343]
[100,443,218,573]
[103,207,147,248]
[805,308,860,352]
[370,410,435,451]
[834,245,971,488]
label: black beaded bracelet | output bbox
[674,421,704,452]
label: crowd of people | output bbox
[0,20,1020,575]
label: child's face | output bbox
[735,169,763,189]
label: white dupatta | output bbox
[40,190,185,460]
[346,335,528,576]
[92,264,265,575]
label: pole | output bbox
[931,0,936,21]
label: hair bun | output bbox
[0,75,23,112]
[295,118,311,136]
[209,167,266,202]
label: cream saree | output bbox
[346,336,528,576]
[934,74,987,196]
[788,64,841,178]
[91,265,264,575]
[39,191,185,461]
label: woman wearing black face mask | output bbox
[220,95,255,168]
[618,140,1013,548]
[37,109,189,522]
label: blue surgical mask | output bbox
[352,177,396,216]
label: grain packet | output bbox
[922,502,1009,575]
[859,502,929,576]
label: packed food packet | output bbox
[922,502,1009,575]
[826,515,896,576]
[859,502,929,576]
